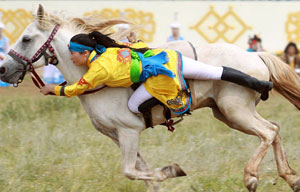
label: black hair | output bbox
[252,35,261,43]
[70,31,149,54]
[248,35,262,44]
[284,42,299,55]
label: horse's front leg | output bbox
[118,127,154,180]
[118,127,186,182]
[110,136,160,191]
[90,118,160,191]
[136,152,160,192]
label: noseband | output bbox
[8,24,60,87]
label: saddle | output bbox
[132,79,194,132]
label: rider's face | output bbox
[69,50,90,66]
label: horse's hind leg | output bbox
[241,113,279,192]
[271,125,300,192]
[216,96,278,192]
[212,106,237,128]
[214,98,300,191]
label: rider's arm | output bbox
[54,64,109,97]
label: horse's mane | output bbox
[34,10,133,40]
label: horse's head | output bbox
[0,4,135,85]
[0,5,61,84]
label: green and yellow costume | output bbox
[54,42,191,114]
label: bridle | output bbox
[8,24,60,87]
[7,24,107,95]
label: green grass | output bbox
[0,90,299,192]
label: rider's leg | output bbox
[182,56,273,100]
[127,56,273,113]
[128,84,152,113]
[182,56,224,80]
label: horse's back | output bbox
[195,43,267,109]
[162,41,269,110]
[195,43,269,80]
[155,40,197,59]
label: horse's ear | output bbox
[36,4,45,28]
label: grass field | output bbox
[0,79,299,192]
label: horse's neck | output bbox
[54,30,88,84]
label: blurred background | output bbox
[1,0,300,79]
[1,0,300,52]
[0,1,299,192]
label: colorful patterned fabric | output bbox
[143,50,191,114]
[130,49,175,83]
[54,42,191,114]
[117,48,131,64]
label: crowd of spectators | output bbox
[245,34,300,73]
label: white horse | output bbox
[1,5,300,192]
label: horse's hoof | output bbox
[161,163,186,179]
[292,178,300,192]
[246,177,258,192]
[172,163,187,177]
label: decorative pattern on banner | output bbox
[286,11,300,45]
[0,9,33,44]
[190,5,252,43]
[84,8,155,42]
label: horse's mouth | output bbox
[1,70,24,84]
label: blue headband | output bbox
[69,41,106,54]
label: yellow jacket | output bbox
[54,42,146,96]
[54,42,190,113]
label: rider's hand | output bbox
[40,84,56,95]
[0,55,4,60]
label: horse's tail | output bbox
[258,52,300,110]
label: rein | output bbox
[8,24,107,95]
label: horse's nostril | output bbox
[0,67,6,74]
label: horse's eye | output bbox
[22,36,31,43]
